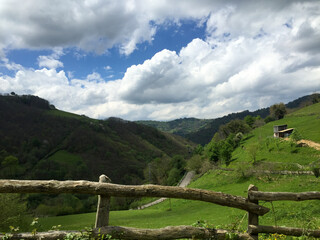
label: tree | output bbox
[220,142,233,166]
[244,115,255,128]
[167,167,181,186]
[264,115,275,123]
[290,129,302,142]
[0,194,27,231]
[218,119,251,139]
[1,155,20,178]
[193,145,204,155]
[205,140,221,163]
[186,154,203,173]
[270,103,287,120]
[247,143,259,164]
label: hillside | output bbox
[37,102,320,235]
[138,93,320,145]
[0,94,193,184]
[231,102,320,169]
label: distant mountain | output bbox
[0,94,193,184]
[138,93,320,145]
[285,93,320,109]
[138,109,269,145]
[136,118,211,136]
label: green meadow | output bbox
[38,172,320,231]
[35,103,320,236]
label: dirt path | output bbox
[137,171,195,210]
[298,139,320,151]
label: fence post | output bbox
[95,174,112,228]
[248,184,259,240]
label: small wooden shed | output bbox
[273,124,294,138]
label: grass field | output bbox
[231,103,320,168]
[37,102,320,236]
[38,171,320,232]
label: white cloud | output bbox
[0,0,320,121]
[0,0,157,55]
[37,48,64,69]
[38,56,63,69]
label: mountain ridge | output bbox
[0,94,193,184]
[137,93,320,145]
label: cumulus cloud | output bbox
[0,0,157,55]
[37,48,64,69]
[38,56,63,69]
[0,0,320,120]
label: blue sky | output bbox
[0,0,320,120]
[3,20,206,80]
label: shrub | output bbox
[0,194,28,231]
[290,129,302,142]
[312,167,320,178]
[186,154,203,173]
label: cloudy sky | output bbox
[0,0,319,120]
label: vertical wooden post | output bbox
[248,184,259,240]
[95,174,111,228]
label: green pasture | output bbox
[38,171,320,232]
[35,103,320,234]
[231,103,320,168]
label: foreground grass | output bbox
[38,103,320,234]
[39,171,320,232]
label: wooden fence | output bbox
[0,175,319,239]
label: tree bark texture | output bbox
[248,225,320,238]
[0,226,254,240]
[247,184,259,240]
[249,191,320,201]
[0,179,269,215]
[95,175,111,228]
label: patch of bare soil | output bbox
[298,139,320,151]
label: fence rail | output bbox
[0,179,269,215]
[248,225,320,238]
[0,226,253,240]
[0,175,319,239]
[248,190,320,201]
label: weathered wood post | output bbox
[95,174,112,228]
[248,184,259,240]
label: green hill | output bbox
[229,102,320,172]
[0,94,194,218]
[37,102,320,236]
[138,93,320,145]
[0,94,193,183]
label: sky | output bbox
[0,0,320,121]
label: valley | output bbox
[0,94,319,239]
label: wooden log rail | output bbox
[248,190,320,201]
[247,188,320,239]
[0,179,269,216]
[0,226,254,240]
[1,178,319,239]
[248,225,320,238]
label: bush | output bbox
[186,154,203,173]
[166,167,181,185]
[290,129,302,142]
[0,194,28,231]
[312,167,320,178]
[264,115,275,123]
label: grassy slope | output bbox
[38,103,320,231]
[39,172,320,231]
[0,94,193,183]
[232,102,320,168]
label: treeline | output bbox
[0,94,193,223]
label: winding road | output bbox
[137,171,195,210]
